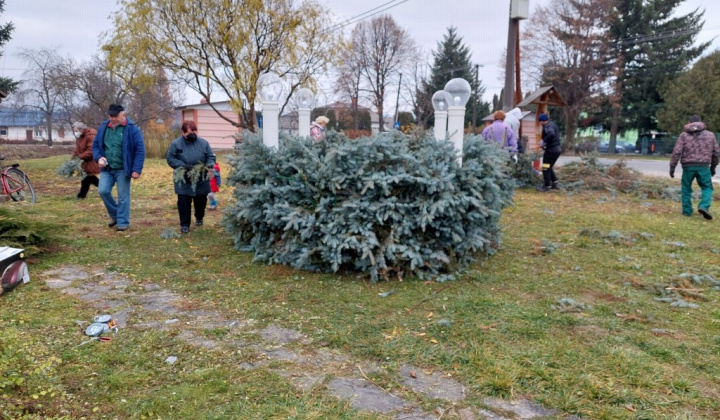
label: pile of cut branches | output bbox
[558,153,639,192]
[558,153,687,201]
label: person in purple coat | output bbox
[481,110,518,161]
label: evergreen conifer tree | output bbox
[417,27,489,129]
[657,51,720,131]
[610,0,709,134]
[223,130,515,282]
[0,0,17,94]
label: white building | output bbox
[0,109,72,142]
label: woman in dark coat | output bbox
[72,122,100,199]
[166,121,216,233]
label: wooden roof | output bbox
[516,86,566,108]
[481,110,534,122]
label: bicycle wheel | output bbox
[5,168,36,203]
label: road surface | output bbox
[556,155,718,182]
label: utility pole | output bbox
[514,24,522,106]
[503,0,529,111]
[503,18,518,111]
[394,73,403,127]
[472,64,479,132]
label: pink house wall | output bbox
[182,109,241,150]
[521,119,540,151]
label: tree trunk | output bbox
[248,106,257,133]
[377,100,385,133]
[45,119,53,146]
[609,54,624,154]
[609,106,620,155]
[564,109,579,153]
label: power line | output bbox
[614,28,699,47]
[321,0,410,35]
[610,23,720,47]
[322,0,405,34]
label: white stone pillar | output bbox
[298,108,311,139]
[447,106,465,165]
[434,110,448,141]
[262,101,279,149]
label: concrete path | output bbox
[42,265,584,420]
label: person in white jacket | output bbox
[505,107,524,154]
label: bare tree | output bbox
[522,0,615,148]
[16,48,64,145]
[52,55,121,128]
[346,15,416,132]
[335,39,365,130]
[51,54,181,130]
[105,0,337,132]
[402,48,429,128]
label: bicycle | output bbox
[1,155,36,203]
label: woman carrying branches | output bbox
[71,121,99,199]
[166,121,216,234]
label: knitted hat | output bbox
[538,113,549,122]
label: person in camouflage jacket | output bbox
[669,115,720,219]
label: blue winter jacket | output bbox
[92,118,146,177]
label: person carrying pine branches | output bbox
[166,121,216,234]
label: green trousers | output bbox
[680,165,714,215]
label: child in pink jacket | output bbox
[208,162,221,210]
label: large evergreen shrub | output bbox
[223,130,515,282]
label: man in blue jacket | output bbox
[92,104,146,231]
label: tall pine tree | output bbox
[609,0,709,137]
[416,27,489,130]
[0,0,17,94]
[657,51,720,132]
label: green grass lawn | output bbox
[2,154,719,419]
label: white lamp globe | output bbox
[431,90,452,111]
[443,78,472,106]
[257,72,283,102]
[296,88,314,109]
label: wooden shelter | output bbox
[517,86,566,151]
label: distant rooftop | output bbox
[0,110,45,127]
[0,109,71,127]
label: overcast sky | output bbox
[2,0,719,110]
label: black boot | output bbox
[551,182,560,190]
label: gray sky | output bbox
[2,0,719,108]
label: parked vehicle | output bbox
[636,132,674,155]
[597,142,625,153]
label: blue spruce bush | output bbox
[223,130,515,282]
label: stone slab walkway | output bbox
[42,265,583,420]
